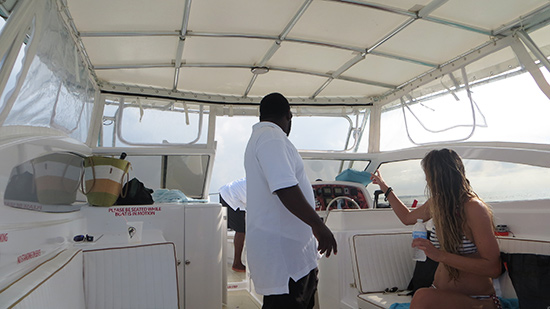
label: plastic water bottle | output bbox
[412,219,427,261]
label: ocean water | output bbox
[393,193,550,209]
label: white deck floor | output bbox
[227,263,247,283]
[223,262,321,309]
[224,262,261,309]
[223,290,261,309]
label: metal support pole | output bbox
[517,30,550,74]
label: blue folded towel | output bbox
[389,298,518,309]
[335,168,372,186]
[152,189,207,203]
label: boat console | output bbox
[312,181,372,211]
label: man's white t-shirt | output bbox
[244,121,319,296]
[219,178,246,211]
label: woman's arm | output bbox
[414,200,502,278]
[370,170,431,225]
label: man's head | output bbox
[259,92,292,135]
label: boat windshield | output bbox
[378,21,550,151]
[381,70,550,151]
[368,157,550,206]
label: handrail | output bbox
[115,97,204,146]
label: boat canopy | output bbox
[2,0,549,108]
[1,0,550,158]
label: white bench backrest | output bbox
[498,237,550,255]
[83,242,179,309]
[351,232,415,294]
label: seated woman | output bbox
[370,149,502,309]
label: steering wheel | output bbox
[325,196,361,218]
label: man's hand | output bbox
[275,185,338,257]
[312,221,338,257]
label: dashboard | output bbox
[312,181,370,211]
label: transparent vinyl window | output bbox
[114,154,210,199]
[367,158,550,207]
[380,47,550,151]
[366,159,426,208]
[303,159,370,183]
[210,112,363,195]
[465,160,550,202]
[0,17,28,115]
[101,102,209,146]
[290,116,356,151]
[210,115,256,194]
[164,155,210,199]
[3,1,94,142]
[0,41,26,115]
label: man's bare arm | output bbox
[275,185,338,257]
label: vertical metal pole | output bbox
[517,30,550,74]
[368,104,381,153]
[87,92,106,147]
[173,0,192,91]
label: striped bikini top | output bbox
[429,226,478,255]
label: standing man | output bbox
[244,92,337,308]
[219,177,247,272]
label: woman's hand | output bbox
[370,169,388,191]
[412,238,443,262]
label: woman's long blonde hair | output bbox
[421,149,490,281]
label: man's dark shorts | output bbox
[262,268,318,309]
[220,195,246,233]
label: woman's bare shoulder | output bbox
[464,198,492,222]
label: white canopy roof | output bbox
[61,0,550,106]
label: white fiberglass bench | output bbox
[77,229,179,309]
[350,232,415,309]
[0,230,179,309]
[0,248,86,309]
[350,233,550,309]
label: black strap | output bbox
[384,187,393,201]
